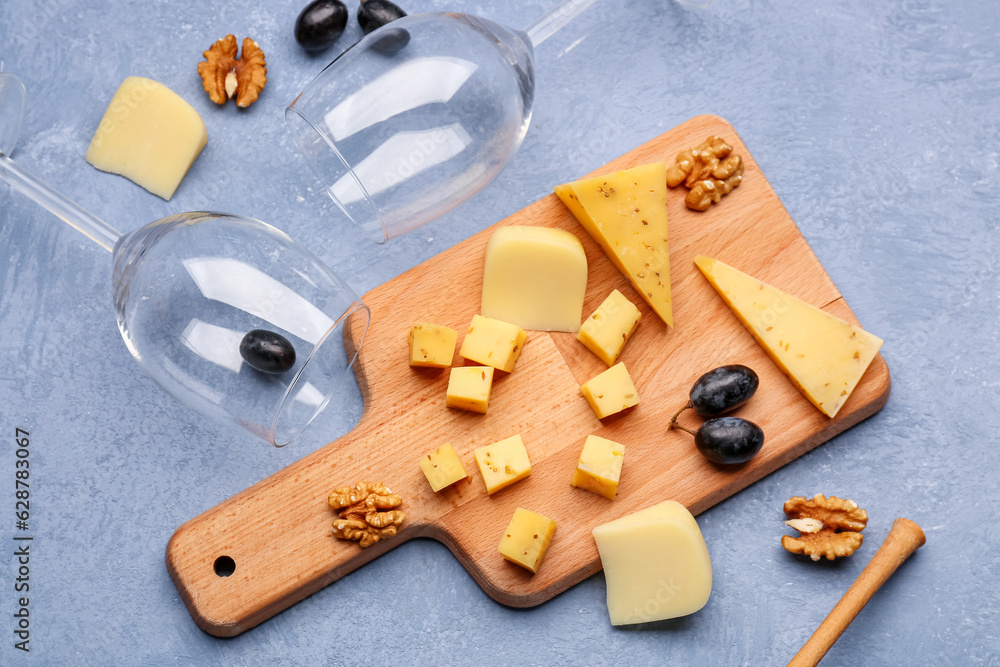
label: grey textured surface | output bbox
[1,0,998,664]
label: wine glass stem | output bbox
[0,152,120,252]
[523,0,600,47]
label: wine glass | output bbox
[0,73,369,448]
[286,0,599,243]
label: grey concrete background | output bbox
[1,0,997,664]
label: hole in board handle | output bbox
[214,555,236,577]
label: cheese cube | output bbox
[481,226,588,332]
[418,443,468,492]
[592,500,712,625]
[459,315,527,373]
[578,289,641,366]
[408,323,458,368]
[580,362,640,419]
[571,435,625,500]
[498,508,557,574]
[474,434,531,494]
[85,77,208,200]
[445,366,493,413]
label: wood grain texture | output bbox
[165,115,891,637]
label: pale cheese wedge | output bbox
[481,226,587,332]
[694,255,883,418]
[592,500,712,625]
[554,163,673,327]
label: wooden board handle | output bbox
[787,517,926,667]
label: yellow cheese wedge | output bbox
[577,289,641,366]
[481,226,588,332]
[554,163,673,326]
[498,508,557,574]
[474,434,531,494]
[418,443,468,492]
[694,255,883,418]
[592,500,712,625]
[86,77,208,200]
[570,435,625,500]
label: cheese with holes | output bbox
[85,77,207,200]
[481,226,588,332]
[694,255,883,418]
[445,366,493,413]
[580,362,640,419]
[578,289,641,366]
[474,434,531,494]
[592,500,712,625]
[571,435,625,500]
[498,508,557,574]
[408,322,457,368]
[459,314,527,373]
[554,163,673,326]
[418,443,468,492]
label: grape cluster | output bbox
[295,0,408,53]
[669,365,764,465]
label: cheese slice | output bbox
[554,163,673,326]
[694,255,883,418]
[86,77,207,200]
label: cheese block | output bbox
[694,255,883,418]
[481,226,588,332]
[554,163,673,327]
[408,323,458,368]
[459,315,527,373]
[577,289,641,366]
[418,443,468,492]
[579,362,640,419]
[445,366,493,414]
[474,434,531,494]
[498,508,557,574]
[570,435,625,500]
[86,77,207,200]
[592,500,712,625]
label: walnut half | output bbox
[329,481,405,548]
[781,494,868,561]
[198,34,267,108]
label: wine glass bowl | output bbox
[286,12,536,243]
[0,73,27,157]
[111,212,370,447]
[2,72,371,447]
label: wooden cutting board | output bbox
[166,115,890,637]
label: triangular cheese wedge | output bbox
[694,255,883,418]
[554,163,673,327]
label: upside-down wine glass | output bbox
[286,0,600,243]
[0,73,370,447]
